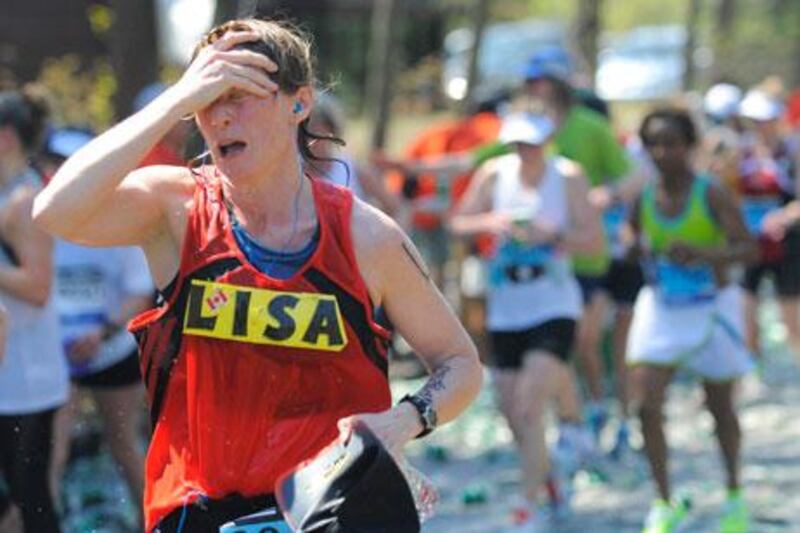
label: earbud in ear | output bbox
[293,101,303,114]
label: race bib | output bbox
[184,280,348,352]
[741,197,781,235]
[219,507,291,533]
[650,258,716,306]
[603,203,628,256]
[489,242,554,287]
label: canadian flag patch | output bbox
[205,288,229,312]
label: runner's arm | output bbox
[448,162,506,236]
[703,182,759,266]
[623,194,644,262]
[31,92,189,247]
[34,30,278,246]
[563,163,605,255]
[0,188,53,306]
[348,204,482,450]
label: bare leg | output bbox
[612,307,634,418]
[575,293,608,402]
[703,380,741,491]
[778,297,800,364]
[516,352,573,502]
[494,351,567,504]
[743,292,760,360]
[631,365,675,500]
[92,384,145,519]
[50,386,80,506]
[553,363,585,423]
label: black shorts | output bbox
[743,256,800,297]
[576,275,604,304]
[72,351,141,389]
[489,319,576,369]
[156,493,279,532]
[602,259,645,306]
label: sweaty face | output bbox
[195,87,296,179]
[643,119,691,177]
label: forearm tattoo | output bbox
[416,364,451,404]
[402,240,431,282]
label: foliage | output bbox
[36,55,116,131]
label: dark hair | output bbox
[194,18,344,176]
[0,85,50,153]
[639,108,697,147]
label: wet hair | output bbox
[193,18,344,176]
[639,108,698,148]
[0,85,50,153]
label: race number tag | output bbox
[741,197,781,235]
[603,203,627,241]
[489,242,555,287]
[651,258,716,306]
[219,507,291,533]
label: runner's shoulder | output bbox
[351,197,406,254]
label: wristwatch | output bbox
[400,394,438,438]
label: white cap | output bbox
[739,89,785,122]
[499,113,555,146]
[704,83,742,120]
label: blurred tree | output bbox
[366,0,401,148]
[463,0,490,109]
[711,0,736,82]
[682,0,700,89]
[38,55,116,130]
[107,0,158,119]
[573,0,602,85]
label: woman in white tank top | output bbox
[0,88,68,532]
[451,113,604,527]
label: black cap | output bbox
[275,422,421,532]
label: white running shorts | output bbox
[626,285,754,381]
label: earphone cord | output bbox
[281,168,304,253]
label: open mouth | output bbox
[219,141,247,158]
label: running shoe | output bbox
[720,491,749,533]
[585,402,609,442]
[509,502,549,533]
[609,422,631,461]
[544,473,572,521]
[560,423,597,468]
[642,497,689,533]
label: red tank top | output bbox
[129,170,393,531]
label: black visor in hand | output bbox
[275,422,421,532]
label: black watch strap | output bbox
[400,394,437,439]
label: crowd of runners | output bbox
[0,14,799,533]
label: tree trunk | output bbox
[462,0,489,110]
[794,6,800,87]
[366,0,401,150]
[717,0,737,33]
[683,0,701,90]
[573,0,602,85]
[107,0,159,120]
[712,0,736,80]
